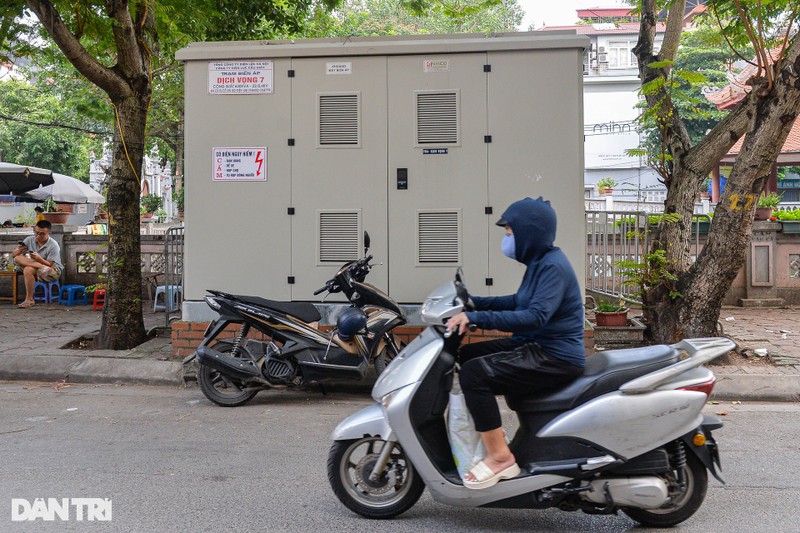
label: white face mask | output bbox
[501,234,515,259]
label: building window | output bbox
[608,41,636,69]
[643,189,667,203]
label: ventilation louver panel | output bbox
[418,210,460,263]
[319,211,360,262]
[318,93,360,146]
[416,92,459,145]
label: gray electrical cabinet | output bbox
[177,32,588,320]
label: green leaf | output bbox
[647,59,674,69]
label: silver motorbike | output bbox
[327,271,733,528]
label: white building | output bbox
[543,5,705,201]
[90,145,177,219]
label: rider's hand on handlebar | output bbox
[445,312,471,336]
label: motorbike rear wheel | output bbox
[622,451,708,528]
[197,342,260,407]
[328,437,424,519]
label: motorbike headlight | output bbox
[204,296,221,311]
[421,297,442,315]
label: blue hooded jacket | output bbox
[466,197,585,367]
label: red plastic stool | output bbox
[92,289,106,311]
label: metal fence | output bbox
[585,211,710,304]
[160,224,184,328]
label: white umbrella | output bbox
[25,173,104,204]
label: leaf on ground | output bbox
[716,410,729,416]
[52,380,71,391]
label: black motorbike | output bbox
[191,233,406,406]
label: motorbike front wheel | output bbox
[197,342,260,407]
[622,450,708,528]
[328,437,424,519]
[373,336,403,376]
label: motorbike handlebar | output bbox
[443,323,477,339]
[313,286,327,295]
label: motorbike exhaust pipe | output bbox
[195,346,266,382]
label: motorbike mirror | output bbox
[363,231,371,254]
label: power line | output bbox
[0,113,110,136]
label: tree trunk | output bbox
[25,0,153,349]
[95,94,149,349]
[634,0,800,343]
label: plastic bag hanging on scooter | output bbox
[447,375,486,480]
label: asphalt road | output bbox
[1,382,798,532]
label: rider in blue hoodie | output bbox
[446,196,585,490]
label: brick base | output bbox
[172,321,596,358]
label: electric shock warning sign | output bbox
[208,61,273,94]
[213,148,268,182]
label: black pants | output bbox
[459,338,584,432]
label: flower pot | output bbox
[599,188,614,197]
[755,207,773,221]
[780,221,800,233]
[43,212,69,224]
[691,220,710,234]
[56,203,74,213]
[594,311,628,327]
[140,211,154,220]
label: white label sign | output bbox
[326,62,352,75]
[423,59,449,72]
[213,148,268,181]
[208,61,273,94]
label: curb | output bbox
[1,357,797,400]
[0,355,183,387]
[711,373,800,402]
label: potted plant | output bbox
[56,202,74,213]
[755,191,782,220]
[776,208,800,233]
[597,177,617,196]
[691,214,712,234]
[96,203,109,221]
[41,197,69,224]
[140,193,163,219]
[593,300,629,327]
[95,189,109,221]
[12,208,35,227]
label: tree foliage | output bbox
[300,0,522,37]
[0,79,103,181]
[673,23,750,143]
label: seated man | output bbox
[12,220,63,308]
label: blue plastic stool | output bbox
[33,280,61,303]
[153,285,182,312]
[58,285,88,307]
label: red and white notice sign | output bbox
[208,61,273,94]
[213,147,267,182]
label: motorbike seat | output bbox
[235,296,321,323]
[506,344,679,413]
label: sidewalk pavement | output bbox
[0,303,181,387]
[0,303,798,401]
